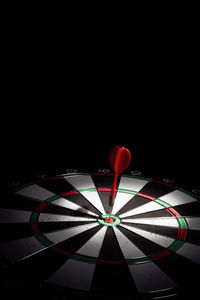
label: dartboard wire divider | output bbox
[0,169,200,300]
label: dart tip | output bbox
[109,195,115,207]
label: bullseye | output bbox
[98,214,121,226]
[104,217,114,223]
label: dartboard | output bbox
[1,171,200,299]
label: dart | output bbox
[109,146,131,206]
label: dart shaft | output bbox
[111,173,118,198]
[109,195,115,207]
[109,173,118,207]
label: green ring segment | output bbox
[98,214,121,226]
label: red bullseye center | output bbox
[104,217,114,223]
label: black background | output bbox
[1,2,199,191]
[1,100,199,190]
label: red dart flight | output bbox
[109,146,131,206]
